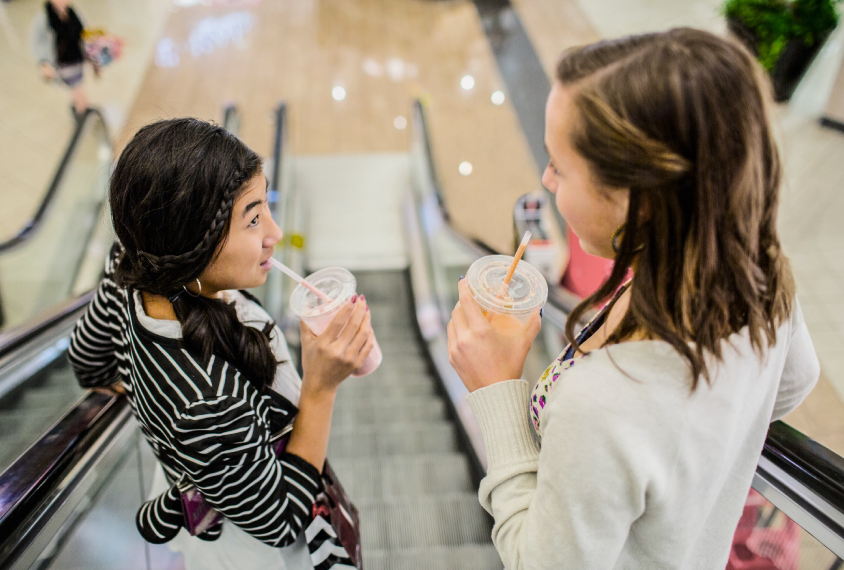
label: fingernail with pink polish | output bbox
[351,295,358,304]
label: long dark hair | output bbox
[557,28,794,387]
[110,118,277,390]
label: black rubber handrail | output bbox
[0,291,95,362]
[0,109,106,254]
[270,103,286,210]
[0,392,128,568]
[412,99,583,316]
[764,421,844,511]
[222,103,239,132]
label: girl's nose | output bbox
[265,215,283,248]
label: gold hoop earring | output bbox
[183,278,201,297]
[612,223,644,255]
[611,224,625,254]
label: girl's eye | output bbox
[249,215,259,227]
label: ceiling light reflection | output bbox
[332,86,346,101]
[491,90,505,105]
[459,161,473,176]
[461,75,475,90]
[394,116,407,130]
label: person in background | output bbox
[31,0,89,118]
[447,28,820,569]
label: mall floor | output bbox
[1,0,843,506]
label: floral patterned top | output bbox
[530,282,630,442]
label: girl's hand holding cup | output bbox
[299,295,374,396]
[448,278,542,393]
[447,250,547,393]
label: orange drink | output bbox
[466,255,548,336]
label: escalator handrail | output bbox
[411,100,583,316]
[0,109,107,254]
[764,420,844,513]
[410,98,844,545]
[222,103,239,133]
[271,103,286,203]
[0,392,129,568]
[0,291,95,361]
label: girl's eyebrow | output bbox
[242,178,270,218]
[242,198,266,217]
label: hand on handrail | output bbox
[91,383,126,397]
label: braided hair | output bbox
[110,118,277,390]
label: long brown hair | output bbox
[558,28,794,387]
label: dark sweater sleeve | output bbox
[171,394,321,547]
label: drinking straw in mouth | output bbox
[499,231,532,298]
[269,258,333,303]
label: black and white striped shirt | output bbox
[67,249,321,548]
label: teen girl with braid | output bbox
[447,29,820,569]
[69,118,372,570]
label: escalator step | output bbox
[364,361,430,379]
[332,397,446,427]
[357,493,492,550]
[340,372,434,391]
[376,340,425,362]
[364,545,503,570]
[327,422,458,457]
[329,453,473,500]
[337,382,436,405]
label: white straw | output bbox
[269,258,333,303]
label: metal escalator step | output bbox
[332,398,446,427]
[327,422,458,457]
[364,545,503,570]
[339,373,434,392]
[357,493,492,550]
[364,361,430,379]
[336,378,435,400]
[376,340,425,352]
[329,453,473,500]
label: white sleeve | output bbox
[772,299,820,421]
[467,375,648,570]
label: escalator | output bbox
[0,108,112,475]
[0,99,842,570]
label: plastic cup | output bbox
[289,267,382,377]
[466,255,548,335]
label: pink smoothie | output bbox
[290,267,382,378]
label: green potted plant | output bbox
[724,0,840,101]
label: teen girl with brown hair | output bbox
[447,28,820,569]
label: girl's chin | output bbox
[578,238,614,260]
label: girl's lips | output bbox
[260,259,272,270]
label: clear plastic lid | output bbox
[288,267,356,318]
[466,255,548,316]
